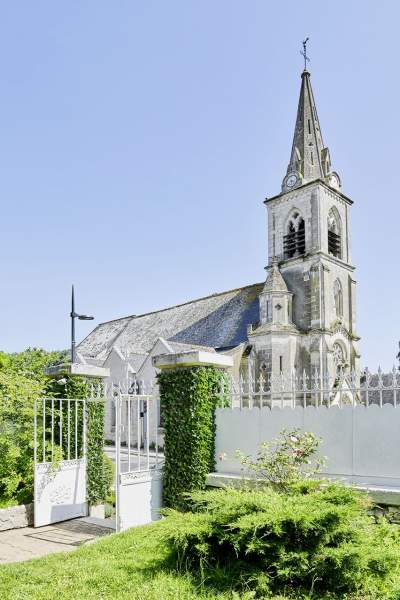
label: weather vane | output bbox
[300,37,310,70]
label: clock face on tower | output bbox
[284,172,299,190]
[327,172,341,190]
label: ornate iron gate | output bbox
[33,397,87,527]
[114,383,163,532]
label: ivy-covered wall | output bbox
[158,366,227,511]
[86,399,113,505]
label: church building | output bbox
[77,64,360,408]
[249,67,360,383]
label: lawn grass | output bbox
[0,518,398,600]
[0,520,238,600]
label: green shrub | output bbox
[162,484,400,597]
[0,349,66,505]
[0,371,42,504]
[158,366,228,511]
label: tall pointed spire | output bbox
[282,68,341,192]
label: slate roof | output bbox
[165,341,216,353]
[126,353,148,373]
[77,283,263,360]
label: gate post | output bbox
[153,350,233,511]
[114,385,122,532]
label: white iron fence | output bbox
[215,368,400,490]
[221,368,400,409]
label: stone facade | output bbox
[248,69,360,383]
[77,66,361,435]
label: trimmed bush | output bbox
[162,484,400,597]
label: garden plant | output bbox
[160,429,400,598]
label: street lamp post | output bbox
[70,285,94,364]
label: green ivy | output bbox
[158,366,228,511]
[87,400,113,505]
[45,376,112,506]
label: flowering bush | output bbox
[236,428,325,491]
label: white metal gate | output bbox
[114,383,163,532]
[34,397,87,527]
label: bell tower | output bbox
[248,61,360,382]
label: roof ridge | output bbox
[95,282,263,327]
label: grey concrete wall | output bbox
[215,405,400,489]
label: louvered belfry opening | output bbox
[296,218,305,254]
[283,222,296,258]
[284,217,305,259]
[328,229,341,257]
[327,209,342,259]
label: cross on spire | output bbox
[300,37,310,71]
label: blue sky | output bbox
[1,1,398,369]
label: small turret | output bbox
[259,258,294,327]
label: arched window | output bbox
[283,211,306,259]
[333,279,343,318]
[327,208,342,258]
[266,299,272,321]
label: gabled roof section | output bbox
[77,283,263,359]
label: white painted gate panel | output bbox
[114,385,164,532]
[34,459,87,527]
[118,470,162,530]
[34,398,88,527]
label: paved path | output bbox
[0,518,113,564]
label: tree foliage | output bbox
[0,349,64,503]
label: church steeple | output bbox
[282,69,341,193]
